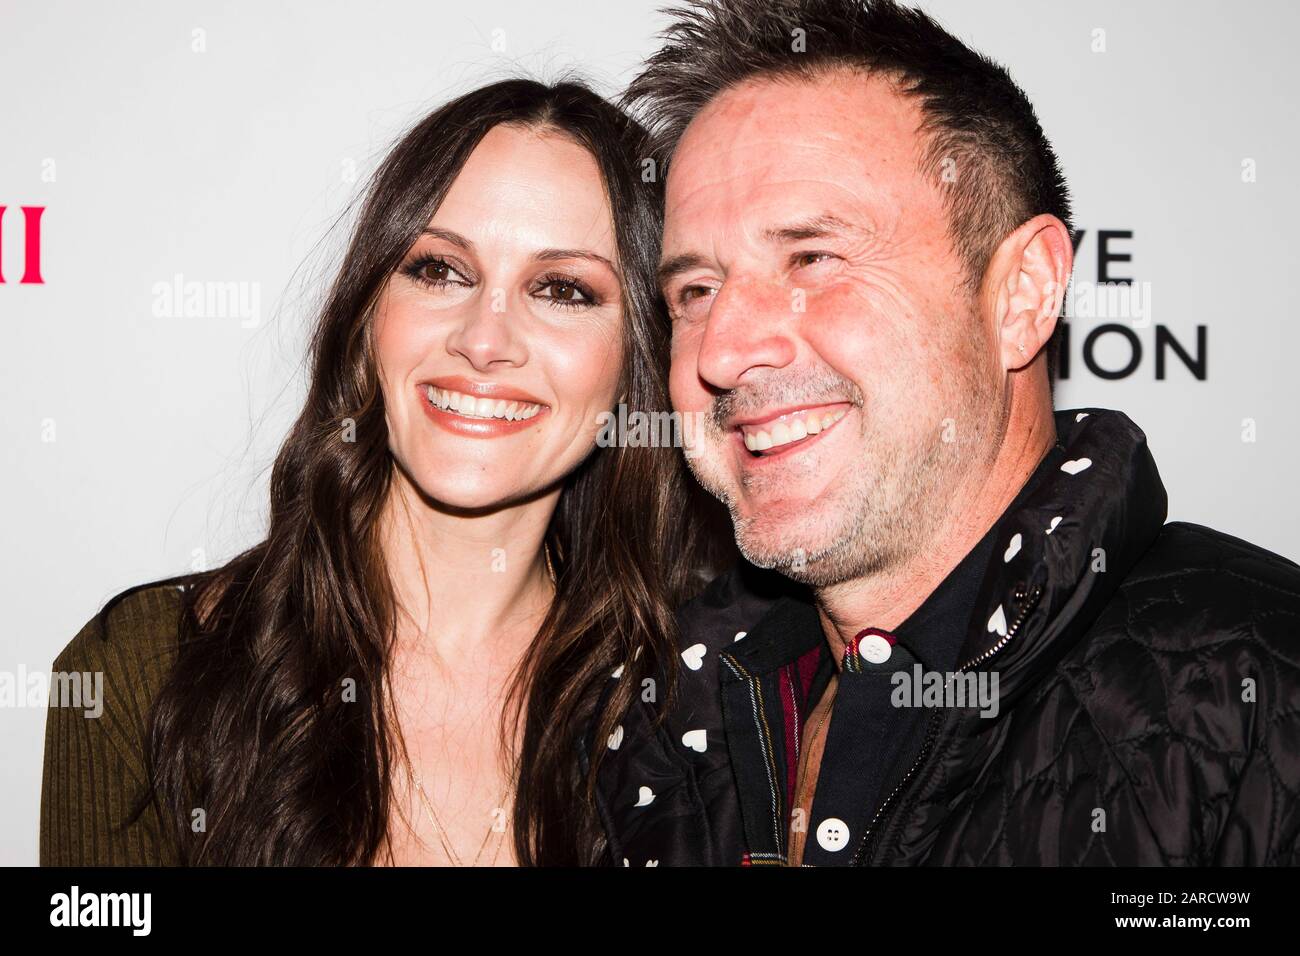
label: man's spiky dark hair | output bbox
[624,0,1072,386]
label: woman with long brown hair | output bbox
[39,77,717,866]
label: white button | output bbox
[816,817,851,852]
[860,634,892,664]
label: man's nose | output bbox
[444,291,528,371]
[694,277,798,390]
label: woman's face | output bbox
[374,124,625,511]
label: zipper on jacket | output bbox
[849,582,1045,865]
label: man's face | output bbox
[661,71,1005,585]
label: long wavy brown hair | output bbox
[98,77,727,865]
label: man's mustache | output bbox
[707,372,865,431]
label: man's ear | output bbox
[983,214,1073,372]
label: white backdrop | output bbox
[2,0,1296,865]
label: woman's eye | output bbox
[535,276,597,308]
[543,280,584,301]
[402,255,470,288]
[421,260,452,282]
[420,259,467,284]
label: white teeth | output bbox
[741,407,846,453]
[425,385,542,422]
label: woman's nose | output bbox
[444,290,529,371]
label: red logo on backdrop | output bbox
[0,205,46,284]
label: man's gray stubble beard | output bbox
[685,345,1002,589]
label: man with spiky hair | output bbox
[590,0,1300,866]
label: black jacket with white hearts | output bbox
[586,407,1300,866]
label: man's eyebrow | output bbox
[657,252,710,287]
[657,214,871,287]
[762,213,866,243]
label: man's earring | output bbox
[1017,342,1027,355]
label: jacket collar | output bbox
[954,407,1168,703]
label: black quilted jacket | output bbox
[588,407,1300,866]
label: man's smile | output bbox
[729,400,854,460]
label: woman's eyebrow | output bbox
[534,248,617,272]
[421,227,473,250]
[419,230,618,274]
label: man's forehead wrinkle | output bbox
[669,116,921,216]
[681,111,873,163]
[666,168,895,244]
[760,211,874,244]
[674,73,930,178]
[666,123,896,209]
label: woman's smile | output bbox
[417,377,551,439]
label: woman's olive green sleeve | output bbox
[40,584,184,866]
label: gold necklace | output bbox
[401,540,549,866]
[543,541,556,584]
[408,767,513,867]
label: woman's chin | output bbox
[407,475,543,515]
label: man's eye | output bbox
[678,285,714,304]
[795,252,834,268]
[668,284,716,324]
